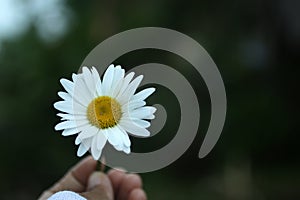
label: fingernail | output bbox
[114,167,127,172]
[88,172,105,190]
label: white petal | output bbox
[102,64,114,95]
[55,119,89,131]
[132,88,156,101]
[113,144,123,151]
[123,146,130,154]
[143,114,155,120]
[106,127,123,146]
[95,80,103,96]
[91,67,101,84]
[74,92,90,107]
[55,120,77,130]
[77,141,90,157]
[74,76,93,104]
[91,67,102,96]
[91,136,102,160]
[132,119,151,128]
[111,78,124,98]
[82,67,97,98]
[68,74,91,106]
[72,73,78,82]
[57,113,87,121]
[113,144,130,153]
[129,106,156,119]
[110,66,125,96]
[123,100,146,111]
[72,73,83,83]
[118,75,143,105]
[54,101,72,113]
[57,113,74,120]
[96,131,107,150]
[114,66,125,80]
[62,128,80,136]
[60,78,74,95]
[78,125,98,140]
[75,135,81,145]
[118,126,131,147]
[100,128,109,138]
[58,92,72,102]
[54,101,86,114]
[119,119,150,137]
[116,72,134,99]
[75,119,89,127]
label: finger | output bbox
[69,156,98,186]
[128,188,147,200]
[107,169,126,198]
[81,172,113,200]
[51,156,97,192]
[118,174,142,200]
[38,156,97,200]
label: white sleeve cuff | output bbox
[48,191,87,200]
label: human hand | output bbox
[38,156,147,200]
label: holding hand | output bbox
[38,156,147,200]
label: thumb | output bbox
[81,172,113,200]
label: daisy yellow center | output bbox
[87,96,122,129]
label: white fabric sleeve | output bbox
[48,191,87,200]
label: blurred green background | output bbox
[0,0,299,199]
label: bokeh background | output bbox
[0,0,299,199]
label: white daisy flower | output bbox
[54,64,156,160]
